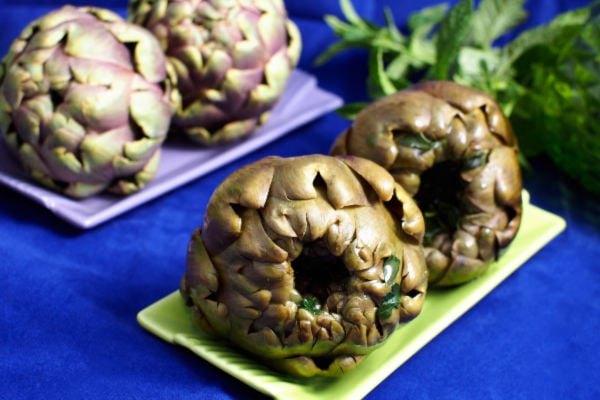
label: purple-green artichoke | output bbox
[0,6,178,199]
[128,0,302,146]
[331,81,523,286]
[181,154,428,376]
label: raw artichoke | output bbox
[181,154,428,376]
[331,81,523,286]
[128,0,302,146]
[0,6,178,199]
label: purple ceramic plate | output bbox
[0,70,343,228]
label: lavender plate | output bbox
[0,70,343,229]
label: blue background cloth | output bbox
[1,1,598,399]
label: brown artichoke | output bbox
[331,81,523,286]
[128,0,301,146]
[0,6,178,199]
[180,154,428,376]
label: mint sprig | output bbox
[317,0,600,196]
[432,0,473,80]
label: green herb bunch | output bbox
[316,0,600,197]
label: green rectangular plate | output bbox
[137,192,566,399]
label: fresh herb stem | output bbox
[317,0,600,196]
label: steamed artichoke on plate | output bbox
[331,81,523,286]
[129,0,302,146]
[0,6,178,199]
[181,154,428,377]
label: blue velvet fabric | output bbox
[1,1,598,399]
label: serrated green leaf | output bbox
[385,54,410,80]
[501,7,590,70]
[580,10,600,49]
[408,37,437,67]
[433,0,474,80]
[408,4,449,39]
[471,0,528,48]
[457,46,500,75]
[455,46,504,95]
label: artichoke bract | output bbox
[0,6,178,199]
[331,81,523,286]
[129,0,302,146]
[181,154,428,377]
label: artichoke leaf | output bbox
[13,106,42,144]
[64,21,131,69]
[224,158,275,209]
[202,49,232,85]
[45,50,73,91]
[111,149,160,194]
[68,58,114,86]
[79,129,126,172]
[2,67,27,107]
[257,8,287,55]
[203,88,225,102]
[212,119,257,143]
[232,40,263,69]
[251,50,289,103]
[253,0,278,14]
[46,146,84,178]
[36,5,84,28]
[0,102,11,136]
[132,148,160,184]
[222,68,263,111]
[109,22,166,82]
[393,185,426,242]
[44,126,85,151]
[23,95,53,122]
[122,137,161,162]
[172,46,203,77]
[339,156,395,202]
[286,20,302,66]
[26,23,69,51]
[46,112,86,148]
[316,160,372,208]
[236,11,260,44]
[65,181,107,198]
[235,207,288,263]
[130,90,172,138]
[269,158,322,201]
[18,143,53,176]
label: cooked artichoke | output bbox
[331,81,523,286]
[129,0,301,146]
[0,6,178,199]
[181,154,428,376]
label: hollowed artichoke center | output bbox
[292,240,350,311]
[415,160,467,243]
